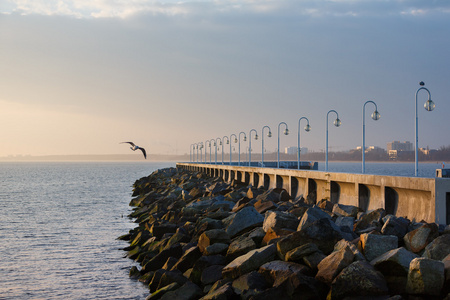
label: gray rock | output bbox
[226,235,256,261]
[231,271,268,299]
[316,247,355,285]
[359,233,398,261]
[201,265,224,285]
[198,229,230,253]
[285,243,320,262]
[354,208,386,233]
[406,257,445,296]
[204,243,229,256]
[160,281,203,300]
[332,203,359,218]
[200,282,237,300]
[381,216,409,240]
[333,239,365,261]
[297,207,332,231]
[404,223,439,253]
[222,244,277,280]
[223,206,264,238]
[422,234,450,261]
[329,261,389,299]
[262,210,299,232]
[258,260,310,286]
[335,216,355,232]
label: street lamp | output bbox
[222,136,229,165]
[277,122,289,168]
[326,110,341,171]
[249,129,258,166]
[199,142,204,163]
[261,125,272,167]
[230,134,238,165]
[207,139,215,163]
[238,132,247,166]
[297,117,311,169]
[215,138,221,164]
[415,81,435,176]
[190,144,194,162]
[362,101,380,174]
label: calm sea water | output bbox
[0,160,443,299]
[0,161,174,300]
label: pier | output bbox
[177,162,450,225]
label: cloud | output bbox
[3,0,450,19]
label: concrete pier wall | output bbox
[176,163,450,225]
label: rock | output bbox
[171,246,202,273]
[255,189,280,203]
[189,255,227,285]
[258,260,310,286]
[297,207,332,231]
[198,229,231,253]
[142,243,183,273]
[254,200,277,214]
[277,218,342,259]
[332,203,359,218]
[226,235,256,261]
[157,270,188,291]
[204,243,229,256]
[354,208,386,233]
[333,239,365,261]
[315,247,355,285]
[316,199,334,212]
[262,210,299,232]
[261,227,295,246]
[403,223,439,253]
[302,251,326,272]
[359,233,398,261]
[444,254,450,295]
[370,247,419,294]
[222,206,264,238]
[422,234,450,261]
[150,223,178,240]
[335,216,354,232]
[329,261,389,299]
[147,282,180,300]
[285,243,320,262]
[201,265,224,285]
[222,244,277,280]
[406,257,445,296]
[160,281,203,300]
[200,281,237,300]
[381,216,409,240]
[231,271,269,298]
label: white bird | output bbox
[120,142,147,159]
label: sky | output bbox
[1,0,449,157]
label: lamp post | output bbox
[238,132,247,166]
[199,142,204,163]
[208,139,215,163]
[190,144,194,162]
[415,81,435,177]
[248,129,258,166]
[261,126,272,167]
[277,122,289,168]
[230,134,237,165]
[297,117,311,169]
[362,101,380,174]
[326,110,341,171]
[215,138,221,164]
[222,136,229,165]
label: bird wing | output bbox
[121,141,135,146]
[139,147,147,159]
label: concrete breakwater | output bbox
[119,167,450,299]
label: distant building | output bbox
[356,146,386,153]
[387,141,413,152]
[285,146,308,155]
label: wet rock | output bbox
[315,246,355,285]
[422,233,450,261]
[359,233,398,261]
[222,206,264,238]
[329,261,389,299]
[262,210,299,232]
[370,247,419,294]
[222,244,277,280]
[403,223,439,253]
[406,257,445,296]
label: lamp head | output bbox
[226,140,230,144]
[371,110,380,120]
[255,134,259,140]
[243,137,247,142]
[424,99,435,111]
[284,129,289,135]
[334,118,341,127]
[234,138,238,143]
[305,124,311,132]
[268,131,272,138]
[420,81,425,86]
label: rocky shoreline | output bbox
[118,167,450,299]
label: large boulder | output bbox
[358,233,398,261]
[332,204,359,218]
[231,271,269,299]
[297,207,332,231]
[222,206,264,238]
[315,246,355,285]
[262,210,299,232]
[226,235,257,260]
[403,223,439,253]
[406,257,445,296]
[353,208,386,233]
[222,244,277,280]
[159,281,203,300]
[198,229,230,253]
[381,215,410,240]
[422,234,450,261]
[370,247,419,294]
[258,260,310,286]
[329,261,389,299]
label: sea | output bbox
[0,161,444,299]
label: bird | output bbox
[120,142,147,159]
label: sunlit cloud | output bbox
[3,0,450,19]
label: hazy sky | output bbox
[1,0,449,157]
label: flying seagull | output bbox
[121,142,147,159]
